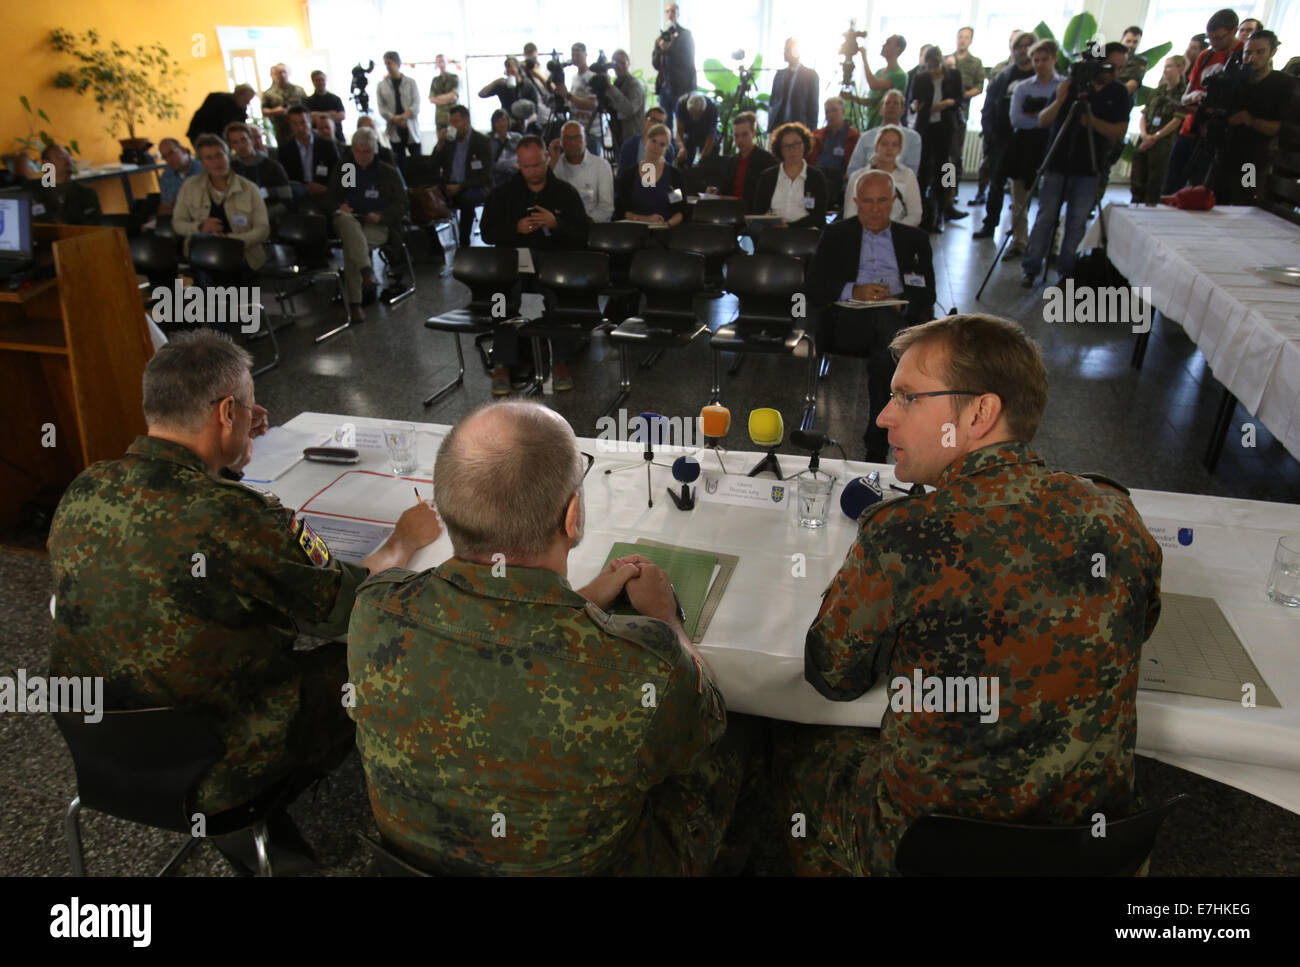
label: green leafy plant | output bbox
[699,54,769,153]
[50,28,185,141]
[13,95,79,157]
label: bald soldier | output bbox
[348,401,758,875]
[48,331,442,870]
[773,314,1163,875]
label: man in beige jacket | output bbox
[174,133,270,273]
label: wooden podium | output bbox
[0,224,152,547]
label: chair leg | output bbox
[157,835,203,876]
[529,337,547,396]
[316,275,353,343]
[253,821,273,877]
[728,353,745,376]
[65,796,86,876]
[250,305,281,376]
[423,333,467,407]
[709,347,724,402]
[818,354,831,379]
[638,348,665,371]
[601,343,632,418]
[801,337,818,431]
[384,244,417,306]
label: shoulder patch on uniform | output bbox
[1080,471,1131,496]
[293,515,331,567]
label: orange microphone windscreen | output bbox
[700,404,731,438]
[748,408,784,448]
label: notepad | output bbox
[603,541,722,640]
[834,299,911,310]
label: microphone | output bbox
[747,408,784,478]
[840,471,884,521]
[668,455,700,509]
[638,412,663,508]
[790,428,841,473]
[700,404,731,474]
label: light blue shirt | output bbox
[159,157,203,206]
[840,224,902,300]
[296,135,315,181]
[1009,74,1064,131]
[451,136,470,184]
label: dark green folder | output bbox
[602,541,719,640]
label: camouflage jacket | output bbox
[805,442,1162,874]
[261,83,308,146]
[348,559,727,875]
[48,435,367,814]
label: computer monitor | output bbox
[0,193,35,263]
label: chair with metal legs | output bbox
[517,250,611,393]
[188,236,281,375]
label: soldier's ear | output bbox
[562,492,581,540]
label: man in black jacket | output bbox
[226,122,293,224]
[768,38,821,130]
[808,170,936,461]
[186,85,256,146]
[481,136,589,394]
[279,106,342,209]
[652,3,695,132]
[432,105,494,247]
[715,112,776,205]
[973,32,1036,241]
[33,144,101,226]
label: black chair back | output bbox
[668,223,738,286]
[682,167,709,196]
[130,234,181,287]
[534,250,610,327]
[894,794,1190,876]
[188,236,249,280]
[451,247,522,315]
[100,213,142,237]
[724,253,805,330]
[276,212,331,267]
[629,249,705,327]
[587,221,651,284]
[53,708,224,834]
[153,214,178,240]
[755,226,822,261]
[693,198,745,229]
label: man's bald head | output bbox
[434,401,585,562]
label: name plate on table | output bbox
[1143,518,1201,553]
[697,473,790,511]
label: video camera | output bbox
[1069,51,1109,90]
[545,52,570,90]
[1198,52,1250,146]
[587,50,615,97]
[350,60,375,114]
[839,21,868,59]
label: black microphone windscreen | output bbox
[840,476,883,521]
[672,456,701,483]
[790,429,827,451]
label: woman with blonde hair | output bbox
[842,125,922,226]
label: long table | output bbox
[1080,204,1300,469]
[271,411,1300,813]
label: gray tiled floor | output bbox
[3,186,1298,876]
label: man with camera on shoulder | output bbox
[1213,29,1295,205]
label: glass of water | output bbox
[384,424,419,476]
[795,470,835,529]
[1266,536,1300,607]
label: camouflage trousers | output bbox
[769,721,881,877]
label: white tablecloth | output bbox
[1081,204,1300,462]
[274,412,1300,812]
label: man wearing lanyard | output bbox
[226,122,292,223]
[433,105,494,248]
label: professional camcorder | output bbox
[839,21,868,59]
[1198,52,1250,146]
[350,60,375,114]
[1069,51,1108,89]
[586,50,615,96]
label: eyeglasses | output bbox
[580,451,595,478]
[888,389,982,409]
[780,140,804,151]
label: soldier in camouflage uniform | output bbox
[1130,57,1188,204]
[348,400,758,875]
[260,63,309,149]
[48,332,441,854]
[774,315,1162,875]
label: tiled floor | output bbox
[3,186,1297,876]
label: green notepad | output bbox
[602,542,718,640]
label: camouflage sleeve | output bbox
[805,510,900,701]
[207,488,369,639]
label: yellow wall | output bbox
[2,1,308,211]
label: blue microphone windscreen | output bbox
[840,477,883,521]
[672,456,701,483]
[637,412,667,446]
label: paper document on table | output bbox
[297,469,431,524]
[1139,593,1280,706]
[298,514,393,564]
[603,541,722,640]
[696,473,790,512]
[834,299,910,310]
[517,247,535,273]
[241,426,328,483]
[635,538,738,643]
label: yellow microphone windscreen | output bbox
[700,404,731,438]
[748,408,784,448]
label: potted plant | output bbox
[699,53,769,155]
[6,95,80,179]
[50,28,185,165]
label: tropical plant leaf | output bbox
[1137,42,1173,67]
[20,95,31,113]
[1062,13,1098,56]
[751,54,762,74]
[1136,85,1154,107]
[70,140,80,155]
[1121,141,1135,163]
[37,109,50,122]
[703,58,738,94]
[1034,22,1055,42]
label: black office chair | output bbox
[604,249,709,417]
[188,235,280,375]
[894,794,1190,876]
[152,214,178,240]
[422,247,526,407]
[518,250,611,392]
[129,234,181,291]
[710,253,817,429]
[755,226,822,263]
[587,221,651,324]
[1263,152,1300,226]
[260,212,349,343]
[355,831,434,877]
[99,212,142,237]
[53,708,296,876]
[668,222,739,294]
[692,198,745,230]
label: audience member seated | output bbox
[431,104,493,248]
[329,127,410,324]
[32,143,101,226]
[305,70,347,143]
[549,120,614,223]
[248,125,278,163]
[714,111,775,205]
[750,122,828,229]
[773,314,1161,875]
[186,84,255,146]
[173,134,270,276]
[808,96,859,203]
[614,123,686,228]
[674,93,719,165]
[312,111,340,145]
[354,116,398,168]
[480,136,588,394]
[488,109,523,187]
[48,330,441,874]
[850,90,922,183]
[618,106,677,170]
[226,122,293,224]
[347,400,758,876]
[157,138,204,216]
[279,105,341,205]
[807,169,935,462]
[842,125,922,227]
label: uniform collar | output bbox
[434,558,588,608]
[936,441,1043,488]
[127,435,210,473]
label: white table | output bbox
[272,412,1300,813]
[1081,204,1300,468]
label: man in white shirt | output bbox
[557,43,603,157]
[548,121,614,223]
[851,90,922,176]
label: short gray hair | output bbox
[142,331,252,433]
[858,168,896,195]
[686,94,706,111]
[824,96,845,112]
[351,126,379,150]
[882,89,905,106]
[435,401,584,560]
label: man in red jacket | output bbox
[1162,8,1244,193]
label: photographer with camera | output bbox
[652,3,696,133]
[377,51,423,166]
[850,34,907,131]
[1020,53,1130,288]
[1163,9,1243,194]
[479,58,541,132]
[1215,29,1294,205]
[552,43,604,156]
[603,50,646,155]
